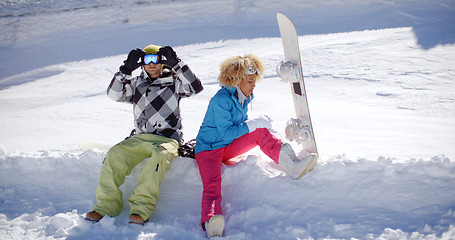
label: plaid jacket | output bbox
[107,61,203,142]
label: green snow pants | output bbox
[92,134,179,221]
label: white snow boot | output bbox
[205,215,225,238]
[279,143,318,179]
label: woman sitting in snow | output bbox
[194,54,318,237]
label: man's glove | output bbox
[245,115,272,132]
[157,46,180,67]
[119,49,145,75]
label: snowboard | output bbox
[276,13,318,156]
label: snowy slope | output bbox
[1,0,455,239]
[1,0,454,80]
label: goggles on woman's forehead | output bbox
[143,54,160,65]
[247,66,259,75]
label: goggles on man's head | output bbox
[143,54,160,65]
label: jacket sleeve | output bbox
[212,96,250,142]
[107,71,135,102]
[172,61,203,97]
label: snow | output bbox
[1,0,455,239]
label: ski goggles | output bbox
[143,54,160,65]
[247,66,260,75]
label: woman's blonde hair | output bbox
[218,54,265,87]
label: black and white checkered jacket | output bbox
[107,61,203,142]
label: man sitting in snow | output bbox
[85,45,203,225]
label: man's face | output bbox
[144,62,162,78]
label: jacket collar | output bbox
[224,86,253,106]
[140,67,173,86]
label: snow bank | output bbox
[1,149,454,239]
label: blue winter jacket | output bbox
[195,86,253,154]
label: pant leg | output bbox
[196,129,282,228]
[128,143,178,220]
[223,128,282,164]
[195,148,224,228]
[93,134,179,218]
[93,136,152,217]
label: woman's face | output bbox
[238,74,257,97]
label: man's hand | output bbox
[119,49,145,75]
[157,46,180,67]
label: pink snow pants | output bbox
[195,128,282,229]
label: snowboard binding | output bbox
[276,61,298,82]
[285,118,313,144]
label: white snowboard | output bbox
[277,13,318,156]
